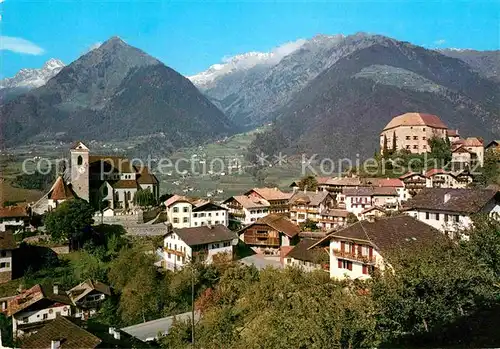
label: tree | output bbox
[297,175,318,191]
[44,199,94,250]
[428,136,452,166]
[299,219,320,232]
[391,131,397,155]
[382,135,389,157]
[133,188,156,207]
[346,212,358,225]
[482,149,500,185]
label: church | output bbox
[70,141,160,211]
[33,142,160,215]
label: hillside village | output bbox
[1,110,500,347]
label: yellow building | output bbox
[380,112,448,155]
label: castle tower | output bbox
[70,141,90,202]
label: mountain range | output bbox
[189,33,500,159]
[2,33,499,160]
[0,37,233,151]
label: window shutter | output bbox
[338,259,342,269]
[340,241,345,252]
[369,246,373,258]
[348,261,353,271]
[362,265,368,274]
[357,244,363,255]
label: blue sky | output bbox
[1,0,499,78]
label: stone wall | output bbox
[0,271,12,284]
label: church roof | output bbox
[48,176,76,201]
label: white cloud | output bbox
[270,39,307,62]
[0,36,44,55]
[434,39,446,46]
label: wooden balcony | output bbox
[333,249,375,264]
[243,234,280,246]
[164,248,185,257]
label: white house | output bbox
[221,195,270,225]
[162,225,238,270]
[288,190,336,226]
[164,195,229,228]
[67,280,111,320]
[7,284,73,338]
[403,188,500,235]
[311,216,441,280]
[342,187,399,218]
[0,231,16,284]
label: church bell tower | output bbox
[70,141,90,202]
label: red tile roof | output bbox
[244,188,291,201]
[0,206,28,218]
[112,180,139,189]
[48,176,75,201]
[363,178,404,188]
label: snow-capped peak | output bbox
[0,58,65,90]
[189,38,307,88]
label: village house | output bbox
[284,238,329,272]
[0,230,16,284]
[21,316,103,349]
[222,195,270,225]
[359,206,387,221]
[317,209,350,231]
[341,187,399,218]
[164,195,228,228]
[312,216,441,280]
[69,141,159,213]
[237,214,300,255]
[447,129,460,143]
[67,280,111,320]
[485,140,500,152]
[380,112,448,155]
[0,206,29,233]
[243,188,292,214]
[288,190,336,226]
[424,169,472,189]
[20,315,145,349]
[403,188,500,235]
[451,137,484,167]
[290,177,362,196]
[399,172,428,197]
[162,225,238,270]
[7,284,73,337]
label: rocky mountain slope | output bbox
[0,37,234,149]
[0,59,64,102]
[247,37,500,160]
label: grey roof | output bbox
[289,190,332,206]
[286,239,328,264]
[122,311,200,341]
[311,216,442,253]
[171,225,237,246]
[404,188,499,214]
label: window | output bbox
[223,242,230,247]
[455,215,460,223]
[213,243,220,249]
[435,213,440,220]
[193,213,198,218]
[194,222,198,226]
[423,145,427,149]
[43,313,48,320]
[413,145,418,149]
[174,244,177,250]
[423,136,427,140]
[176,255,180,261]
[337,259,352,270]
[183,207,189,213]
[406,145,411,150]
[215,220,219,224]
[167,253,171,258]
[0,263,5,269]
[362,264,369,275]
[215,212,219,216]
[413,136,418,140]
[173,218,179,223]
[406,136,411,140]
[77,155,83,165]
[0,251,5,257]
[173,207,179,213]
[423,128,426,131]
[425,212,430,220]
[208,212,212,217]
[444,214,449,222]
[183,217,188,223]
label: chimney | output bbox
[53,284,59,295]
[51,340,61,349]
[444,193,451,203]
